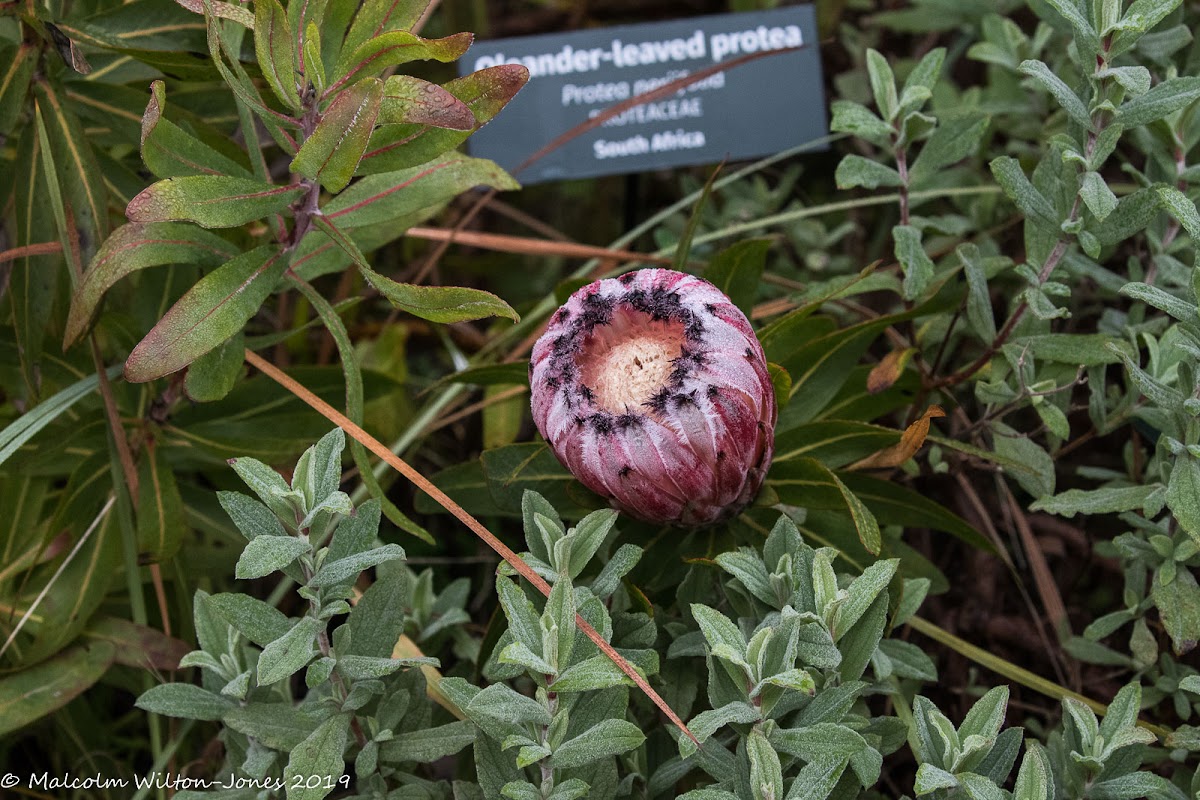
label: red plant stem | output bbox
[242,349,699,745]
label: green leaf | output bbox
[1009,333,1133,365]
[339,0,428,58]
[223,703,328,750]
[1119,282,1199,323]
[379,720,476,763]
[550,719,646,769]
[564,508,618,580]
[124,246,286,382]
[1110,0,1185,55]
[813,459,882,555]
[284,714,349,800]
[255,0,301,111]
[309,544,407,586]
[347,569,406,658]
[64,222,239,347]
[865,48,898,120]
[835,155,903,189]
[704,239,771,317]
[894,224,935,300]
[691,604,747,653]
[360,64,529,174]
[127,176,303,229]
[185,331,246,402]
[136,682,233,721]
[1117,76,1200,126]
[1167,456,1200,544]
[258,616,321,685]
[1019,59,1092,128]
[330,152,518,228]
[236,535,311,579]
[0,42,35,136]
[139,80,252,179]
[360,261,520,324]
[136,443,184,561]
[334,30,473,89]
[0,366,120,469]
[0,641,115,736]
[379,75,475,130]
[291,78,383,192]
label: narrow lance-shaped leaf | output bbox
[140,80,252,179]
[312,216,519,324]
[379,75,475,130]
[339,0,431,60]
[125,246,285,382]
[127,176,304,229]
[291,77,383,192]
[255,0,301,112]
[0,43,36,136]
[360,64,530,174]
[136,441,184,562]
[332,30,473,93]
[65,222,239,347]
[325,151,519,228]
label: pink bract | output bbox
[530,269,776,527]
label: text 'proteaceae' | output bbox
[530,269,776,527]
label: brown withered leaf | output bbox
[850,405,946,470]
[867,347,916,394]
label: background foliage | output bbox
[2,0,1200,797]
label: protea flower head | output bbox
[530,268,776,527]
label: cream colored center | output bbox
[589,333,681,413]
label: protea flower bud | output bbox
[530,269,776,527]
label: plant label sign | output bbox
[461,6,827,184]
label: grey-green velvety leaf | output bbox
[914,763,958,794]
[346,569,406,658]
[1080,171,1118,221]
[865,48,898,119]
[909,113,989,183]
[1041,0,1101,56]
[235,535,310,579]
[1117,76,1200,126]
[309,544,406,586]
[550,655,635,693]
[1119,282,1198,323]
[379,720,475,763]
[746,728,784,800]
[834,559,898,639]
[691,604,747,653]
[497,577,544,657]
[835,155,903,190]
[679,701,760,758]
[1156,185,1200,240]
[550,718,645,769]
[959,243,997,342]
[136,683,234,721]
[1019,60,1092,128]
[894,224,935,300]
[223,703,328,750]
[829,100,892,143]
[958,685,1009,744]
[258,616,321,685]
[990,157,1057,227]
[207,592,293,646]
[715,549,776,607]
[1031,484,1157,516]
[1167,456,1200,544]
[1012,743,1051,800]
[565,508,618,580]
[218,488,290,540]
[284,714,349,800]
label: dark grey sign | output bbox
[461,6,827,184]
